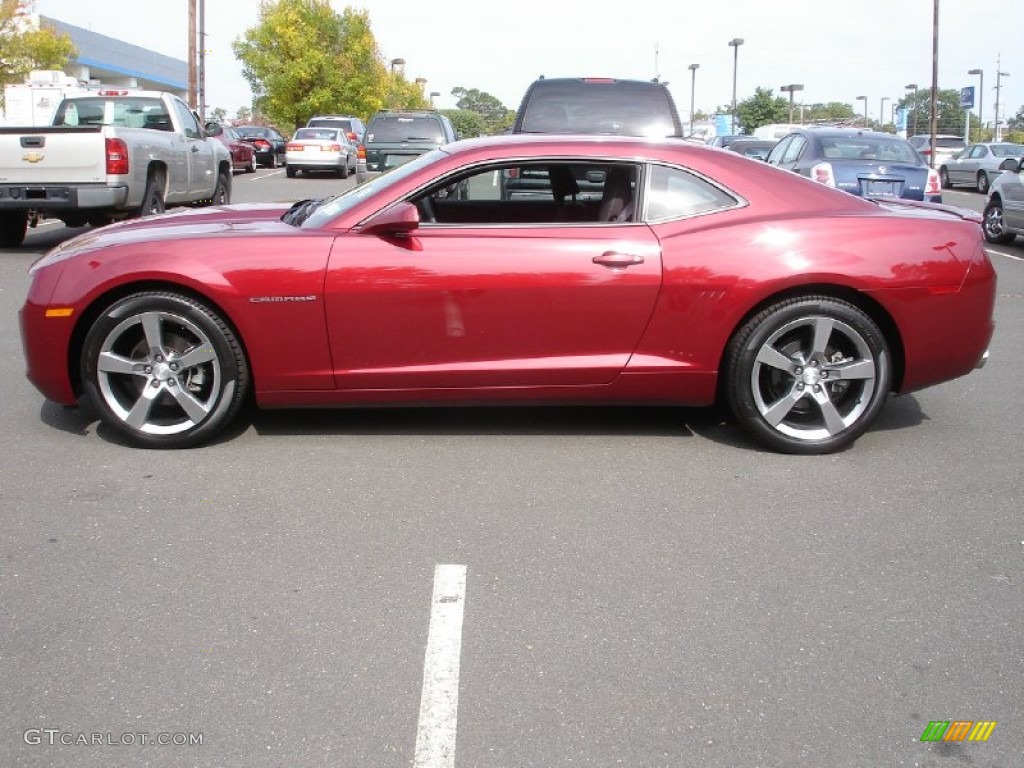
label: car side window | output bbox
[645,164,738,222]
[781,136,806,164]
[172,100,201,139]
[766,137,792,165]
[410,161,642,226]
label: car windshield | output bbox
[235,127,269,138]
[820,138,920,163]
[991,144,1024,157]
[366,117,444,143]
[300,148,447,229]
[308,118,351,129]
[294,128,340,141]
[521,82,676,137]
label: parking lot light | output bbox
[688,63,700,135]
[781,84,804,124]
[856,95,868,127]
[728,38,744,133]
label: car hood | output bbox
[33,204,297,268]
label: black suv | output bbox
[357,110,458,183]
[504,77,684,197]
[512,77,684,137]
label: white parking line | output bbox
[987,248,1024,262]
[413,564,467,768]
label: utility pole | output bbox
[188,0,197,109]
[928,0,939,167]
[198,0,206,119]
[994,56,1009,142]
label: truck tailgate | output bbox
[0,127,107,184]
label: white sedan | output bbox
[285,128,358,179]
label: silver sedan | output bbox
[940,142,1024,194]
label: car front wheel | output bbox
[725,297,891,454]
[983,198,1016,244]
[80,292,250,448]
[0,212,28,247]
[939,167,952,188]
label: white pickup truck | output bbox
[0,89,232,247]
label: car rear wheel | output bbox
[939,167,951,189]
[977,171,990,195]
[983,199,1016,244]
[139,174,166,217]
[725,296,891,454]
[209,172,230,206]
[0,212,28,247]
[81,292,250,448]
[339,159,350,179]
[246,155,256,173]
[286,166,297,178]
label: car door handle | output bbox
[593,251,644,268]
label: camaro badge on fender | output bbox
[248,295,317,303]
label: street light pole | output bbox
[994,61,1009,141]
[905,83,918,135]
[856,95,868,127]
[967,69,984,140]
[728,38,744,134]
[389,57,405,75]
[780,84,803,124]
[688,63,699,136]
[928,0,939,165]
[880,96,890,128]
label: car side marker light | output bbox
[44,308,74,318]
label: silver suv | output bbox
[306,115,366,144]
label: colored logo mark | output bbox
[920,721,997,742]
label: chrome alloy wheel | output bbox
[96,310,222,435]
[750,315,880,442]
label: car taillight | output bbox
[105,138,129,175]
[918,147,932,155]
[328,144,341,152]
[255,140,270,150]
[346,131,357,142]
[809,162,835,187]
[357,144,365,160]
[925,168,942,196]
[286,143,302,151]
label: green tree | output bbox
[209,106,227,124]
[896,88,969,136]
[235,105,252,123]
[441,109,484,139]
[233,1,388,131]
[451,86,513,134]
[0,0,76,102]
[802,102,857,125]
[384,72,428,110]
[735,87,789,133]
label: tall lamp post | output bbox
[994,64,1009,141]
[728,38,744,134]
[429,91,440,107]
[905,83,918,135]
[880,96,890,128]
[856,95,868,127]
[688,63,699,135]
[968,68,984,140]
[780,84,803,124]
[389,57,405,75]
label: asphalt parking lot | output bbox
[1,173,1022,767]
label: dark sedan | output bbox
[766,128,942,202]
[233,125,288,168]
[20,135,993,454]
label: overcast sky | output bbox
[34,0,1022,127]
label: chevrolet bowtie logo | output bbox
[22,152,44,163]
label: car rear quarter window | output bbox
[366,117,444,143]
[519,81,678,137]
[645,165,738,222]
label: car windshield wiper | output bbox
[403,136,437,141]
[281,197,324,227]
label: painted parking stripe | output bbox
[413,564,467,768]
[987,248,1024,262]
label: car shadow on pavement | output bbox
[39,395,927,450]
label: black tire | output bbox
[286,166,297,178]
[977,171,990,195]
[0,212,28,247]
[724,296,892,454]
[210,172,230,206]
[339,159,350,179]
[983,198,1016,244]
[939,167,951,189]
[140,175,165,217]
[267,152,278,169]
[80,292,250,449]
[245,155,256,173]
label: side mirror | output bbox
[360,201,420,236]
[205,122,223,137]
[998,158,1021,173]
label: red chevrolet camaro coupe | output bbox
[20,135,995,453]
